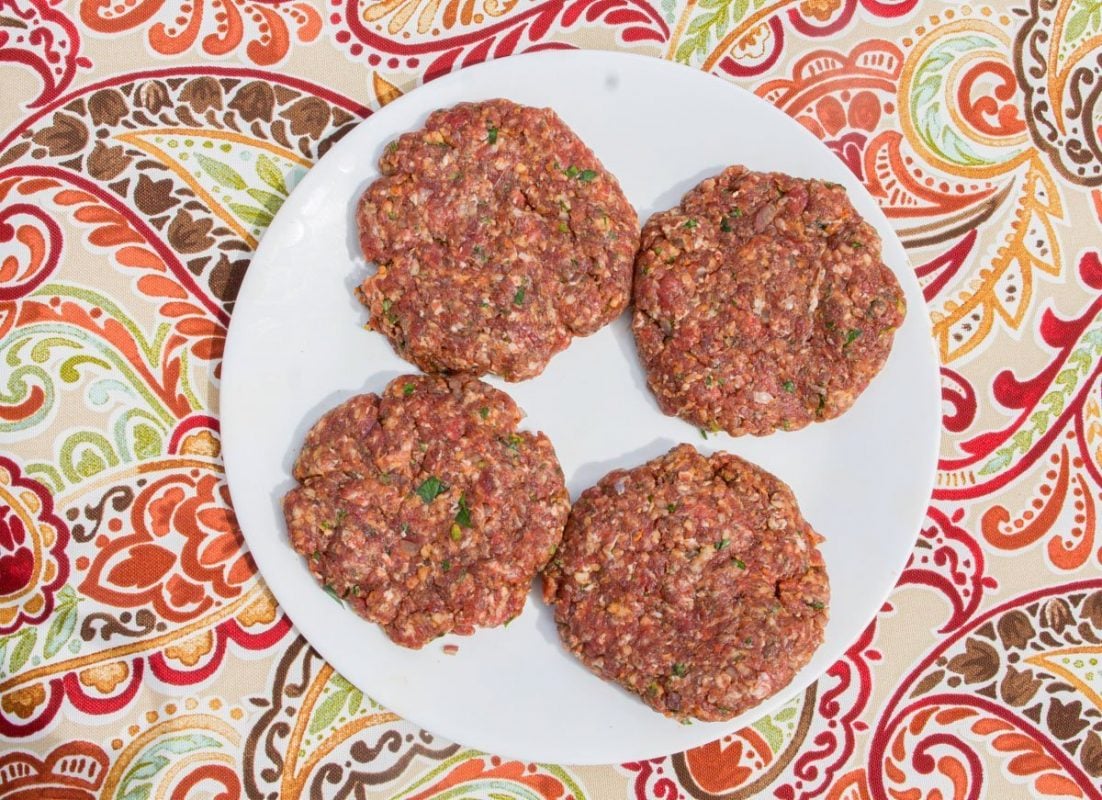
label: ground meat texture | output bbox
[357,99,639,382]
[632,166,905,436]
[542,444,828,721]
[283,374,569,648]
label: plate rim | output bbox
[221,48,942,764]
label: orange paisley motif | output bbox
[78,0,322,66]
[80,470,254,623]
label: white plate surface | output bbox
[221,50,940,765]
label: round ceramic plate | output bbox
[221,50,940,765]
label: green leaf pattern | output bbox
[674,0,767,65]
[749,693,803,752]
[979,327,1102,474]
[184,142,300,234]
[1065,0,1102,44]
[309,672,371,734]
[44,585,80,658]
[116,734,222,800]
[909,34,1011,168]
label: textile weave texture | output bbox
[1,0,1100,797]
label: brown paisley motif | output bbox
[870,583,1102,799]
[996,609,1035,649]
[999,665,1042,707]
[86,142,131,181]
[179,76,224,114]
[1016,0,1102,185]
[0,69,369,315]
[228,81,276,122]
[30,112,88,157]
[1081,730,1102,777]
[88,89,127,127]
[242,636,460,799]
[946,637,999,684]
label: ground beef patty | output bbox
[543,444,828,721]
[283,374,569,648]
[633,166,905,436]
[357,99,639,382]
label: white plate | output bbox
[221,51,940,765]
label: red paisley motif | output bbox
[0,175,64,345]
[0,0,91,108]
[0,456,70,634]
[329,0,667,77]
[940,251,1102,498]
[897,505,997,633]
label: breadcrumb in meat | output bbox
[632,166,905,436]
[357,99,639,382]
[543,444,829,721]
[284,374,570,648]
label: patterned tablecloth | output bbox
[2,0,1101,797]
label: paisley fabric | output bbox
[1,0,1100,797]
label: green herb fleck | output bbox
[487,126,498,145]
[699,428,708,440]
[578,169,598,182]
[336,509,348,525]
[558,221,569,233]
[732,558,746,570]
[844,328,862,347]
[782,380,795,393]
[704,375,714,387]
[473,245,486,260]
[450,523,463,542]
[479,406,489,420]
[513,286,526,305]
[672,662,689,677]
[415,476,446,504]
[563,165,579,178]
[378,472,392,485]
[322,584,344,606]
[715,538,729,551]
[455,493,473,529]
[720,218,732,232]
[386,141,398,154]
[683,218,698,229]
[504,434,523,451]
[817,394,827,415]
[730,207,743,217]
[808,600,826,610]
[850,240,863,249]
[666,502,678,513]
[319,520,334,531]
[403,383,415,397]
[311,549,321,562]
[647,681,660,696]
